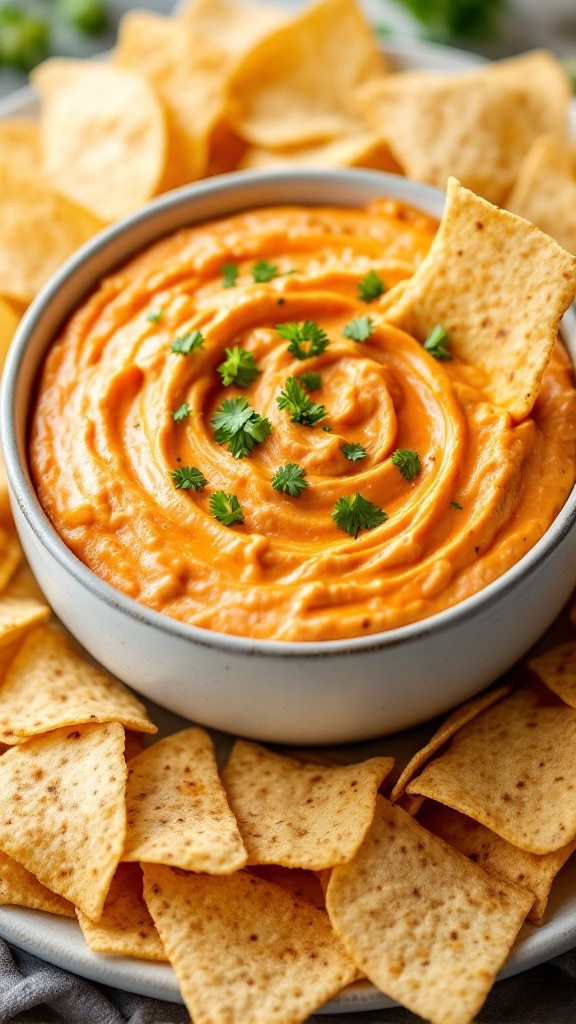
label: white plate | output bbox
[1,33,575,1014]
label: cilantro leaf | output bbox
[173,403,191,423]
[146,309,163,323]
[171,466,207,490]
[221,263,239,289]
[276,321,330,360]
[218,346,260,388]
[332,493,388,538]
[323,425,332,432]
[299,371,322,392]
[171,330,204,355]
[209,490,244,526]
[252,260,278,283]
[391,448,422,482]
[271,463,308,497]
[341,442,367,462]
[424,324,452,360]
[276,377,326,426]
[343,315,374,342]
[357,270,385,303]
[450,500,463,511]
[211,397,271,459]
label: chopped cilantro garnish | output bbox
[332,493,388,538]
[221,263,239,289]
[276,321,330,360]
[323,425,332,432]
[299,371,322,392]
[171,330,204,355]
[343,315,374,342]
[209,490,244,526]
[271,463,308,497]
[450,500,463,511]
[171,466,207,490]
[146,309,163,323]
[341,442,367,462]
[211,397,271,459]
[252,260,278,283]
[218,346,260,388]
[424,324,452,360]
[357,270,385,303]
[173,403,191,423]
[276,377,326,426]
[391,449,422,482]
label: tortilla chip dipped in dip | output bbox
[30,180,576,642]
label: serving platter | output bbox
[1,30,576,1015]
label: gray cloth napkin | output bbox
[0,938,574,1024]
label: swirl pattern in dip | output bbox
[30,201,576,641]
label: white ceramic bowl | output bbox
[3,169,576,745]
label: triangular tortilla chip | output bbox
[77,863,166,961]
[385,178,576,421]
[143,864,358,1024]
[528,641,576,709]
[228,0,387,147]
[179,0,288,57]
[0,569,50,652]
[507,135,576,255]
[123,727,246,873]
[248,865,326,911]
[390,685,510,802]
[240,133,401,173]
[221,740,393,869]
[326,797,533,1024]
[0,722,127,920]
[419,801,576,922]
[407,691,576,854]
[0,849,74,918]
[0,625,156,743]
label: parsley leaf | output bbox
[276,377,326,426]
[343,315,374,342]
[299,371,322,392]
[252,260,278,283]
[218,346,260,388]
[424,324,452,360]
[358,270,385,303]
[211,397,271,459]
[146,309,163,323]
[173,403,191,423]
[450,500,463,511]
[171,466,207,490]
[276,321,330,360]
[221,263,239,289]
[171,330,204,355]
[209,490,244,526]
[391,449,422,482]
[271,463,308,497]
[332,493,388,538]
[341,442,367,462]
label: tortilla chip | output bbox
[0,625,156,743]
[240,132,401,173]
[33,59,167,223]
[123,727,246,874]
[221,740,393,870]
[528,642,576,710]
[0,120,41,171]
[228,0,387,148]
[0,295,19,373]
[407,691,576,854]
[0,572,50,655]
[0,162,102,305]
[77,863,166,961]
[507,135,576,255]
[206,121,248,176]
[419,801,576,922]
[390,685,510,803]
[0,849,75,918]
[358,51,570,205]
[115,11,228,187]
[326,797,533,1024]
[179,0,288,57]
[385,178,576,421]
[396,793,425,816]
[143,864,358,1024]
[248,865,326,911]
[0,722,127,920]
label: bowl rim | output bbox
[3,166,576,658]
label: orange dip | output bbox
[30,201,576,641]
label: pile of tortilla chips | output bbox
[2,590,576,1023]
[0,0,575,319]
